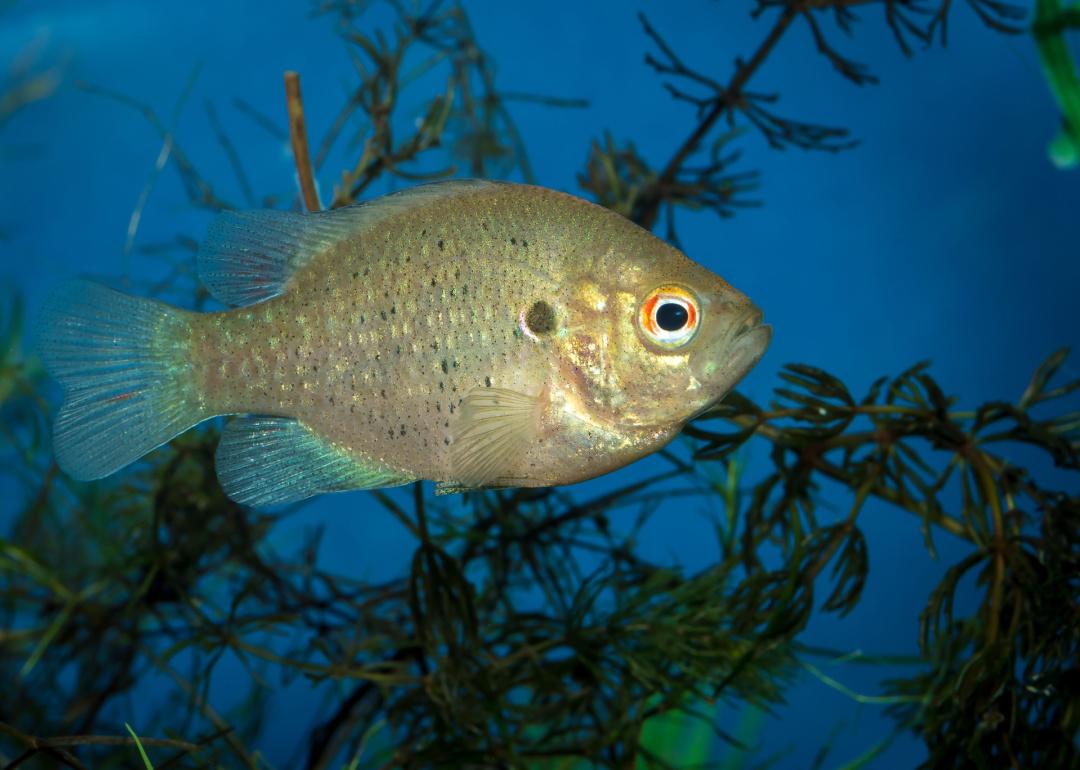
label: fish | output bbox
[38,180,770,507]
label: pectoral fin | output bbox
[447,387,542,489]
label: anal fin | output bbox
[216,416,411,508]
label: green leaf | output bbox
[125,723,156,770]
[1019,348,1079,407]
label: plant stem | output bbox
[640,5,798,229]
[285,71,322,212]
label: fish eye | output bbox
[656,302,688,331]
[639,285,700,348]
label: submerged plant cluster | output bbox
[1,1,1076,768]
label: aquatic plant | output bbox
[1033,0,1080,167]
[0,27,61,132]
[2,1,1077,769]
[0,4,62,242]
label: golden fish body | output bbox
[39,181,770,507]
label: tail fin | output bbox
[37,280,207,481]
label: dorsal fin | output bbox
[197,179,499,307]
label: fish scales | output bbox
[194,190,562,480]
[39,180,771,507]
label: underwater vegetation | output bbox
[1033,0,1080,167]
[0,28,60,133]
[1,1,1078,769]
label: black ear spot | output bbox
[524,300,556,335]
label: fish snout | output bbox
[689,301,771,390]
[734,306,765,339]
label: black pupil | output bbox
[656,302,689,332]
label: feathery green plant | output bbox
[1033,0,1080,167]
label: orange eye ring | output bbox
[639,285,700,348]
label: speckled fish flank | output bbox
[38,180,771,507]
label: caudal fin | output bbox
[37,280,207,481]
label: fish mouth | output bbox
[731,316,771,372]
[689,305,771,389]
[734,307,766,340]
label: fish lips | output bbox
[689,306,772,396]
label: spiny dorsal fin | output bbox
[197,179,500,307]
[216,416,412,508]
[448,387,541,489]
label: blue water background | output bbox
[2,0,1078,767]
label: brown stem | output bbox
[414,481,429,544]
[639,5,798,230]
[285,71,322,212]
[804,474,875,586]
[0,721,200,768]
[138,645,261,770]
[973,458,1006,644]
[726,414,972,541]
